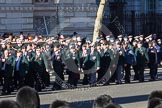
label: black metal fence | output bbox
[103,12,162,38]
[124,12,162,38]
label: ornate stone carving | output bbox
[56,5,97,12]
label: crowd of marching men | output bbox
[0,32,162,95]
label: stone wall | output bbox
[0,0,34,34]
[0,0,98,35]
[33,0,98,35]
[57,0,98,35]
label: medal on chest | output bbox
[92,56,96,60]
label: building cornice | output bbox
[0,3,98,12]
[34,4,98,12]
[0,6,34,12]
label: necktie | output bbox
[16,57,21,71]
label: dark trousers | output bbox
[35,72,44,91]
[116,65,123,83]
[14,71,18,89]
[68,72,79,87]
[137,64,145,82]
[149,63,158,80]
[25,64,35,87]
[14,71,25,89]
[109,67,117,83]
[83,74,89,85]
[25,71,34,87]
[19,76,25,88]
[97,68,105,82]
[155,64,158,78]
[97,68,103,81]
[0,71,4,86]
[124,64,131,83]
[53,70,64,90]
[133,65,139,80]
[89,72,96,85]
[2,76,12,93]
[42,71,50,87]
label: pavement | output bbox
[0,68,162,108]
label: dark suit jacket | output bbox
[34,53,49,73]
[13,55,29,77]
[52,51,64,80]
[83,50,100,70]
[2,55,15,77]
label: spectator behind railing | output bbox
[16,86,40,108]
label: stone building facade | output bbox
[1,0,162,36]
[0,0,98,36]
